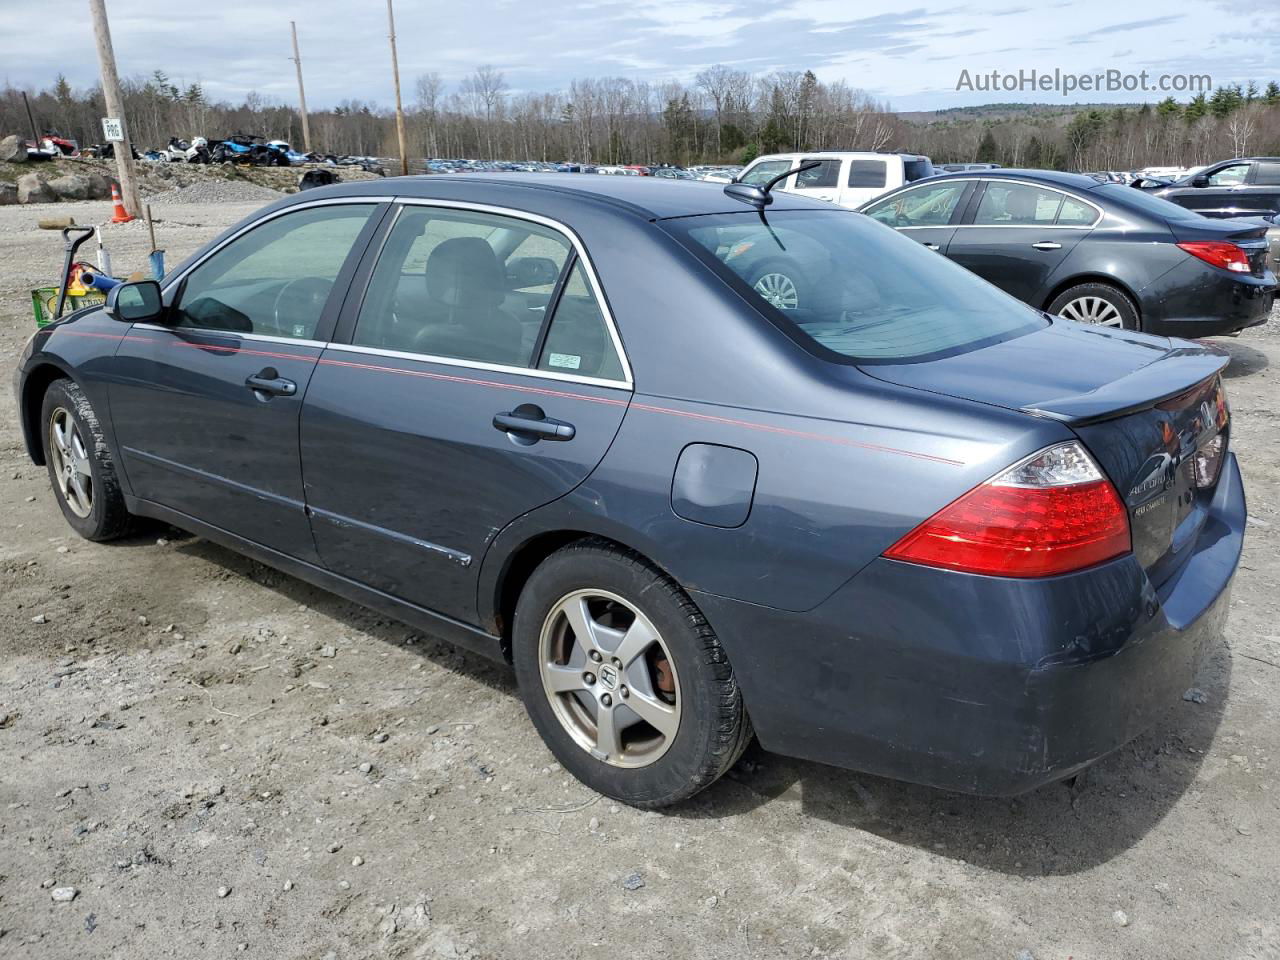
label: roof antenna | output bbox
[724,160,822,209]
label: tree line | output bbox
[3,69,1279,170]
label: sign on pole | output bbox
[101,117,124,142]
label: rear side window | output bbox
[1255,162,1280,185]
[1056,196,1097,225]
[173,203,376,338]
[536,261,625,381]
[847,159,887,188]
[973,183,1065,225]
[796,159,839,189]
[739,160,791,186]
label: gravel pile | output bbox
[148,179,284,205]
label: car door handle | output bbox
[922,242,940,250]
[493,408,576,442]
[245,370,297,397]
[1031,241,1063,251]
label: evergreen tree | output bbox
[1184,92,1209,123]
[1263,81,1280,105]
[1155,96,1180,120]
[975,128,999,163]
[1024,135,1043,168]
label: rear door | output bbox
[300,202,632,623]
[108,201,383,560]
[861,179,976,255]
[790,157,842,204]
[1244,160,1280,218]
[945,180,1096,304]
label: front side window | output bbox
[848,159,888,188]
[972,183,1066,225]
[173,204,376,338]
[739,160,791,186]
[662,209,1045,364]
[1206,164,1249,186]
[863,181,969,227]
[795,159,839,189]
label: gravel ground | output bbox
[1,198,1279,960]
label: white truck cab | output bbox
[736,152,935,209]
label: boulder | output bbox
[85,172,112,200]
[48,174,91,201]
[17,172,55,203]
[0,134,28,163]
[0,183,17,205]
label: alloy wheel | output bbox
[753,272,800,310]
[1058,295,1123,327]
[47,407,93,519]
[538,589,681,768]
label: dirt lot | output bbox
[1,198,1279,960]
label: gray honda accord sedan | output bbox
[14,174,1244,807]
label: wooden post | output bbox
[290,21,312,153]
[386,0,410,176]
[22,91,40,142]
[87,0,142,218]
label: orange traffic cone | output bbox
[109,182,134,224]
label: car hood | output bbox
[859,319,1227,425]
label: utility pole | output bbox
[88,0,141,217]
[289,21,312,152]
[386,0,409,176]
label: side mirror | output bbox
[506,256,560,288]
[105,280,164,323]
[1191,174,1210,188]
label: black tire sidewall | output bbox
[1048,282,1141,331]
[511,547,728,807]
[39,379,121,541]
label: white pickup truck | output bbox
[735,152,935,209]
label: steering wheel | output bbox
[272,276,334,337]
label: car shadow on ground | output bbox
[1205,337,1269,379]
[168,535,1229,878]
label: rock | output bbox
[358,762,372,775]
[588,817,599,832]
[351,855,364,866]
[283,880,294,891]
[622,872,645,891]
[373,732,388,743]
[320,644,336,658]
[1113,909,1129,927]
[85,172,112,200]
[0,183,17,205]
[51,886,79,902]
[31,614,47,624]
[0,134,27,163]
[48,174,91,201]
[217,885,231,898]
[1015,951,1035,960]
[17,173,55,204]
[1182,688,1208,704]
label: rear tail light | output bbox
[884,441,1131,578]
[1193,434,1225,488]
[1177,241,1252,273]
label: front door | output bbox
[861,178,976,255]
[945,181,1093,305]
[108,202,382,559]
[300,203,632,623]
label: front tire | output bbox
[40,378,133,541]
[1047,282,1140,330]
[512,540,751,808]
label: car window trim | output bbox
[529,253,577,368]
[333,197,633,389]
[157,197,394,342]
[956,178,1102,228]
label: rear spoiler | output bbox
[1021,346,1229,425]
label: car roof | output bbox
[289,172,834,220]
[749,151,925,161]
[925,168,1107,191]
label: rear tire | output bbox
[512,540,752,808]
[1047,282,1140,330]
[40,378,133,542]
[747,261,808,312]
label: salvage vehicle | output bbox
[736,151,934,208]
[210,134,289,166]
[860,169,1275,336]
[1136,157,1280,220]
[15,174,1245,807]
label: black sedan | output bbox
[859,169,1276,336]
[1140,156,1280,220]
[15,174,1245,806]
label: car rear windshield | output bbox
[1097,183,1202,220]
[660,210,1046,364]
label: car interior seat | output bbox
[411,237,526,365]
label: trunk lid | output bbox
[863,322,1231,583]
[1167,216,1272,278]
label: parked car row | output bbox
[17,168,1254,807]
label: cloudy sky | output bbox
[1,0,1275,111]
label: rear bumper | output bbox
[697,453,1245,795]
[1142,259,1275,337]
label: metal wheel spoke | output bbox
[625,690,679,739]
[543,662,586,695]
[52,418,72,456]
[563,595,599,651]
[595,705,623,758]
[72,455,93,478]
[613,618,656,668]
